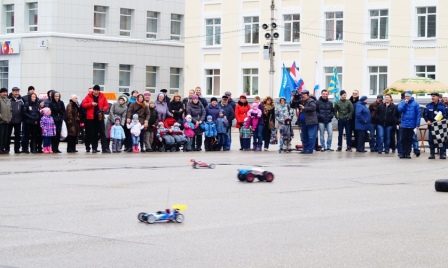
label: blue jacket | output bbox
[215,116,228,134]
[110,124,126,140]
[201,122,217,137]
[397,98,421,128]
[424,101,446,122]
[355,102,371,131]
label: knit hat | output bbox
[252,103,258,109]
[93,85,101,91]
[149,100,155,104]
[114,117,121,123]
[41,107,50,115]
[207,115,212,121]
[132,114,138,119]
[192,95,199,100]
[0,88,7,93]
[405,91,412,97]
[340,90,346,96]
[239,94,246,99]
[210,97,218,102]
[186,115,192,120]
[360,96,368,102]
[144,91,151,96]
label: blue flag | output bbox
[279,64,297,103]
[328,67,340,103]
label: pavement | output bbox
[1,131,448,268]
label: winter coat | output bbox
[23,100,40,125]
[0,96,12,124]
[215,116,228,134]
[49,98,66,124]
[110,124,126,140]
[201,122,217,137]
[275,103,292,125]
[205,104,220,120]
[302,96,318,126]
[187,101,206,134]
[376,103,397,127]
[279,123,294,140]
[240,126,252,139]
[424,101,447,123]
[127,121,144,136]
[316,97,335,123]
[8,94,24,124]
[235,101,250,128]
[334,99,354,121]
[40,115,56,137]
[81,91,109,120]
[257,103,265,126]
[109,96,129,126]
[184,121,195,138]
[397,97,421,128]
[355,102,371,131]
[198,96,208,109]
[127,102,150,125]
[155,100,172,121]
[169,100,184,123]
[219,103,235,123]
[65,100,80,136]
[147,107,159,132]
[369,101,382,124]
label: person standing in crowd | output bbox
[298,90,318,154]
[215,109,228,151]
[350,90,360,148]
[218,95,235,151]
[160,89,171,104]
[397,91,420,159]
[79,87,92,152]
[275,96,292,152]
[106,94,129,151]
[22,93,40,153]
[0,88,12,154]
[235,94,250,129]
[316,89,335,151]
[187,95,206,151]
[155,93,173,122]
[252,96,264,151]
[334,90,353,152]
[65,95,80,153]
[21,86,37,151]
[129,90,138,104]
[7,87,24,154]
[145,100,158,152]
[262,96,275,151]
[354,96,370,153]
[368,95,383,152]
[169,92,184,126]
[224,91,236,110]
[375,94,397,154]
[195,86,208,108]
[110,117,126,153]
[424,92,447,159]
[183,89,195,116]
[127,94,150,152]
[205,97,220,120]
[40,107,55,154]
[48,91,65,153]
[81,85,110,154]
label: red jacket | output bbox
[81,92,109,120]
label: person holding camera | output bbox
[298,90,318,154]
[81,85,110,153]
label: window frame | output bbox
[417,6,437,38]
[146,66,157,93]
[94,5,107,34]
[242,68,259,96]
[170,67,181,94]
[119,64,132,93]
[28,3,38,32]
[205,18,221,46]
[93,63,106,91]
[325,12,343,41]
[120,8,133,37]
[5,4,14,34]
[283,14,300,43]
[146,11,159,39]
[243,16,259,44]
[171,14,182,41]
[415,65,436,80]
[368,66,388,96]
[205,69,221,96]
[369,9,388,40]
[0,60,8,89]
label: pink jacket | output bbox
[183,122,195,138]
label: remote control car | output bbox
[237,168,274,183]
[137,204,187,224]
[190,159,215,169]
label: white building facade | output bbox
[0,0,185,98]
[185,0,448,98]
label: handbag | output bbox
[268,113,275,130]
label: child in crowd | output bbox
[279,117,294,153]
[40,107,56,154]
[240,117,252,151]
[156,122,175,148]
[110,117,126,153]
[246,103,262,130]
[201,115,217,151]
[170,122,186,151]
[127,114,144,153]
[183,115,195,151]
[215,109,228,151]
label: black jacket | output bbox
[23,100,40,125]
[147,107,159,132]
[316,97,334,123]
[8,93,24,124]
[375,103,398,127]
[48,91,66,123]
[169,101,184,123]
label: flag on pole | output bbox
[314,61,320,99]
[290,61,304,93]
[279,64,297,103]
[328,67,340,103]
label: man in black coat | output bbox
[218,95,235,151]
[316,89,335,151]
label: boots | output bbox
[440,148,446,159]
[133,145,139,153]
[256,143,262,151]
[252,142,257,151]
[429,148,435,159]
[43,147,49,154]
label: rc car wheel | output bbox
[209,164,215,169]
[170,147,176,152]
[435,179,448,192]
[175,214,184,223]
[194,164,200,169]
[264,172,274,182]
[246,173,255,183]
[237,174,245,181]
[147,214,156,224]
[158,147,164,152]
[138,212,146,222]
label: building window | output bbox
[119,65,131,93]
[170,68,181,94]
[28,3,38,32]
[324,67,343,90]
[369,66,388,95]
[171,14,182,41]
[243,69,259,96]
[284,14,300,42]
[325,12,343,41]
[205,69,221,95]
[147,11,158,39]
[370,10,388,40]
[417,7,436,38]
[206,18,221,46]
[120,8,132,36]
[146,66,157,93]
[93,63,106,91]
[5,5,14,33]
[0,61,8,89]
[244,16,259,44]
[416,65,436,79]
[94,6,107,34]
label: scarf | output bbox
[136,100,145,107]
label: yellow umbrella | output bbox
[383,77,448,95]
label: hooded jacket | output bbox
[355,101,371,131]
[316,96,335,124]
[215,113,229,133]
[302,96,318,126]
[8,93,24,124]
[81,91,109,120]
[397,97,421,128]
[48,91,66,123]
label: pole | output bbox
[269,0,275,97]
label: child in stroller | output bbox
[170,122,186,151]
[154,122,177,152]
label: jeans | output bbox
[369,124,377,150]
[224,127,231,150]
[377,125,392,152]
[302,123,318,153]
[112,138,122,152]
[253,125,263,145]
[318,122,333,150]
[337,120,352,148]
[131,135,139,146]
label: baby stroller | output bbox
[153,122,178,152]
